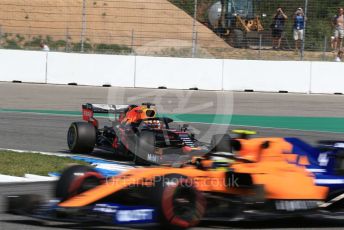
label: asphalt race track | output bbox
[1,82,344,229]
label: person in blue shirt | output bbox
[293,8,305,52]
[271,7,288,50]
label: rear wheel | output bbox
[211,134,232,152]
[67,122,96,153]
[153,174,206,229]
[55,165,104,201]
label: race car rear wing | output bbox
[82,103,129,126]
[82,103,129,114]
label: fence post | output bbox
[81,0,87,53]
[191,0,198,58]
[65,27,70,52]
[301,0,309,60]
[131,29,135,55]
[322,36,327,61]
[45,52,48,84]
[0,25,2,48]
[259,34,262,59]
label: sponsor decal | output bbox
[116,209,155,223]
[316,179,344,184]
[93,203,156,224]
[93,203,118,213]
[318,153,329,166]
[334,143,344,148]
[147,153,159,163]
[178,133,196,147]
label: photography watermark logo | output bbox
[105,174,240,188]
[106,87,233,165]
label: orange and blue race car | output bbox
[7,136,330,229]
[67,102,209,165]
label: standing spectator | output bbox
[332,7,344,51]
[335,49,343,62]
[40,41,50,51]
[271,7,288,50]
[293,8,305,52]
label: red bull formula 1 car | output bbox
[67,103,210,165]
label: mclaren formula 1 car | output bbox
[218,131,344,210]
[7,137,330,229]
[67,103,210,165]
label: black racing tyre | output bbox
[134,131,156,165]
[153,174,206,229]
[211,134,232,152]
[55,165,104,201]
[7,194,43,215]
[67,122,96,153]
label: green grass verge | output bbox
[0,151,89,177]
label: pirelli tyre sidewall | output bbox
[153,174,206,229]
[67,122,96,153]
[55,165,104,201]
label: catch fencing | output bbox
[0,0,343,61]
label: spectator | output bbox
[293,8,305,52]
[271,7,288,50]
[332,7,344,51]
[40,41,50,51]
[335,49,343,62]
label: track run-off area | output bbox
[1,82,344,229]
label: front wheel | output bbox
[67,122,96,153]
[55,165,104,201]
[7,194,43,215]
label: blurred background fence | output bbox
[0,0,343,61]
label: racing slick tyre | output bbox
[7,194,43,215]
[67,122,96,153]
[153,174,206,229]
[55,165,104,201]
[134,131,156,165]
[211,134,232,152]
